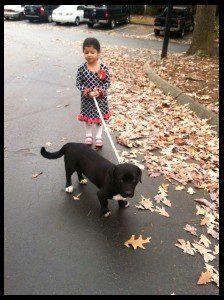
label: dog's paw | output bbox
[79,179,88,185]
[125,201,130,208]
[104,211,111,218]
[65,186,74,193]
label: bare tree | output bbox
[187,5,216,56]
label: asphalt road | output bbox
[4,20,218,295]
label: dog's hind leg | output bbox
[65,169,73,193]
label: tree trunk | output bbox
[187,5,216,57]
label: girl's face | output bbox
[83,46,100,64]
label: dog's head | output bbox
[108,163,142,198]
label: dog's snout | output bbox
[125,191,133,197]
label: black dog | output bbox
[41,143,142,217]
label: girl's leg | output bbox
[95,124,103,140]
[85,123,93,145]
[95,124,103,147]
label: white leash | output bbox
[93,96,121,163]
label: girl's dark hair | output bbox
[83,37,101,52]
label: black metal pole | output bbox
[161,5,173,59]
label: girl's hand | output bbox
[89,90,100,98]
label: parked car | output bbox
[84,5,130,29]
[24,5,58,23]
[52,5,86,26]
[4,5,25,20]
[154,6,194,38]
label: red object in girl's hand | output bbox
[98,69,107,80]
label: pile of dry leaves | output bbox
[149,53,219,114]
[102,45,219,288]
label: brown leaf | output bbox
[32,172,43,178]
[150,172,161,178]
[192,242,216,263]
[124,235,151,250]
[198,234,211,248]
[184,224,197,236]
[174,138,187,146]
[175,239,195,255]
[135,196,154,211]
[187,187,196,195]
[154,206,170,217]
[197,271,213,285]
[175,185,185,191]
[194,198,216,210]
[73,193,82,200]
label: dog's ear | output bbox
[138,167,142,183]
[108,166,116,183]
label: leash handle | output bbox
[93,97,121,163]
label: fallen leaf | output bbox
[154,206,170,217]
[184,224,197,236]
[198,234,211,248]
[192,242,216,263]
[187,187,196,195]
[194,198,216,210]
[204,263,219,287]
[213,245,219,255]
[154,194,164,203]
[135,196,154,211]
[150,172,161,178]
[207,226,219,240]
[196,205,206,216]
[175,185,185,191]
[161,198,171,207]
[124,235,151,250]
[174,138,187,146]
[197,271,213,285]
[32,172,43,178]
[73,193,82,200]
[175,239,195,255]
[56,105,62,108]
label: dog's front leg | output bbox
[97,189,111,217]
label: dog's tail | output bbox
[40,145,65,159]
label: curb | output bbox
[143,62,219,134]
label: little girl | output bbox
[76,37,111,147]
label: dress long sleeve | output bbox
[76,66,86,92]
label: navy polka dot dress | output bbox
[76,62,111,124]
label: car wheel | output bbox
[87,22,94,28]
[48,14,53,23]
[75,17,80,26]
[29,19,34,22]
[56,22,61,25]
[125,15,130,24]
[109,19,116,29]
[5,17,10,20]
[19,13,24,20]
[154,29,160,36]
